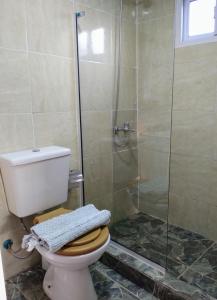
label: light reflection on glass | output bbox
[78,31,88,57]
[91,28,105,55]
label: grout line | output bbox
[28,50,74,61]
[177,241,216,280]
[170,151,217,163]
[79,58,137,69]
[0,46,74,61]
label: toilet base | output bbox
[43,265,97,300]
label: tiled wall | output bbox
[0,0,80,279]
[170,42,217,240]
[137,0,175,220]
[78,0,139,223]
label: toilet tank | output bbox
[0,146,71,218]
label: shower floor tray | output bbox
[107,212,217,299]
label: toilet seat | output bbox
[33,208,110,256]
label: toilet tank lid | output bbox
[0,146,71,167]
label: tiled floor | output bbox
[110,212,217,298]
[5,262,157,300]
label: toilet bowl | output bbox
[35,208,110,300]
[0,148,111,300]
[37,235,110,300]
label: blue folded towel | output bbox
[22,204,111,253]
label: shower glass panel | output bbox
[76,0,217,297]
[76,0,173,270]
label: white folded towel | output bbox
[22,204,111,253]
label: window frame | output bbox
[176,0,217,47]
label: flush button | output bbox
[32,148,40,152]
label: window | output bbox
[176,0,217,46]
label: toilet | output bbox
[0,146,110,300]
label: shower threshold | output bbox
[111,240,165,275]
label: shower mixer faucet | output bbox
[113,122,136,135]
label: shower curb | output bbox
[101,243,215,300]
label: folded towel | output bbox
[22,204,111,253]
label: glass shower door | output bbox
[76,0,173,270]
[75,0,120,216]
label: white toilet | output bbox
[0,146,110,300]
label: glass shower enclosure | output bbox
[75,0,172,270]
[75,0,217,297]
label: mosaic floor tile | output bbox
[180,268,217,299]
[110,212,217,299]
[8,265,48,300]
[6,282,26,300]
[6,262,156,300]
[189,243,217,281]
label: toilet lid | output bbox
[57,226,109,256]
[68,228,101,246]
[33,208,110,257]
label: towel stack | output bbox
[22,204,111,253]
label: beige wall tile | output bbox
[83,153,113,204]
[33,112,78,160]
[29,53,76,113]
[0,114,34,153]
[138,109,171,139]
[175,42,217,64]
[113,148,138,192]
[137,64,173,111]
[0,0,80,280]
[81,111,112,159]
[115,66,137,111]
[26,0,74,57]
[173,58,217,112]
[137,15,174,69]
[139,193,168,221]
[0,0,27,50]
[79,61,114,111]
[0,49,29,92]
[0,49,31,114]
[0,93,31,114]
[138,142,169,220]
[0,115,16,153]
[169,193,209,238]
[139,146,170,181]
[170,154,217,209]
[171,111,217,160]
[14,114,34,150]
[137,15,174,111]
[138,135,170,153]
[121,19,136,68]
[113,187,138,223]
